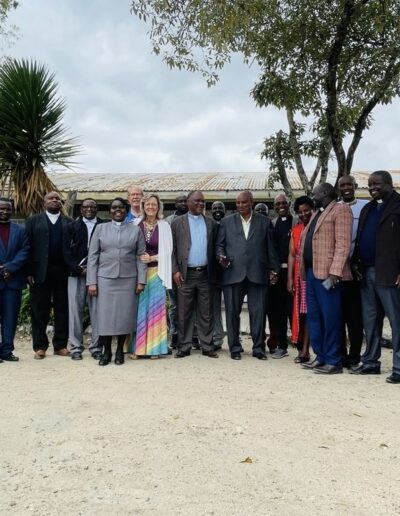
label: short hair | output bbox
[293,195,313,212]
[319,182,336,200]
[175,193,187,202]
[81,198,97,206]
[187,190,203,201]
[237,190,254,202]
[127,184,144,195]
[141,193,164,220]
[338,175,356,186]
[371,170,393,186]
[274,193,288,204]
[110,197,129,211]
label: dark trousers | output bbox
[341,279,363,365]
[176,268,214,353]
[306,269,343,367]
[224,279,267,355]
[0,287,22,358]
[30,264,69,351]
[267,268,292,350]
[361,267,400,374]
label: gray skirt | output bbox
[97,276,138,336]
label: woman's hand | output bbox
[287,277,294,295]
[136,283,145,294]
[140,253,157,263]
[88,284,98,297]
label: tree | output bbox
[0,59,80,216]
[131,1,400,194]
[0,1,19,57]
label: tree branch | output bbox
[286,107,309,194]
[275,130,294,199]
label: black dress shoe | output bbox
[99,353,112,366]
[349,364,381,375]
[252,352,267,360]
[213,344,222,351]
[386,373,400,384]
[175,349,191,358]
[314,364,343,375]
[302,359,324,370]
[202,350,219,358]
[71,352,82,360]
[115,353,124,365]
[91,351,102,360]
[231,352,241,360]
[192,337,200,350]
[2,353,19,362]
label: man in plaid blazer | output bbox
[300,183,353,374]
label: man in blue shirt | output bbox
[171,191,218,358]
[125,184,143,225]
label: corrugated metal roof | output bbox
[48,170,400,193]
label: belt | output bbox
[187,266,207,271]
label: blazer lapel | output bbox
[182,214,191,248]
[234,213,246,239]
[314,201,336,233]
[247,212,257,241]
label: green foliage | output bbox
[131,0,400,188]
[0,59,80,216]
[18,286,30,325]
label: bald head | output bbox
[44,191,62,214]
[236,191,253,220]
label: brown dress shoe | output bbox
[54,348,69,357]
[34,349,46,360]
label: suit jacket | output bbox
[0,222,30,290]
[216,212,279,286]
[300,201,353,280]
[353,190,400,286]
[86,221,147,285]
[63,217,103,276]
[171,213,218,283]
[25,212,72,283]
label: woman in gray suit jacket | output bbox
[87,198,147,365]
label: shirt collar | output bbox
[83,217,96,224]
[240,213,252,224]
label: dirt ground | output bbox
[1,334,400,516]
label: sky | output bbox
[6,0,400,175]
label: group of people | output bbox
[0,170,399,384]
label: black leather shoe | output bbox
[252,352,267,360]
[71,352,82,360]
[202,350,219,358]
[99,354,112,366]
[231,352,241,360]
[386,373,400,384]
[314,364,343,375]
[115,353,124,365]
[2,353,19,362]
[0,357,3,363]
[302,359,324,370]
[175,350,191,358]
[192,337,200,350]
[91,351,102,360]
[349,365,381,375]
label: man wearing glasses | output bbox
[171,191,219,358]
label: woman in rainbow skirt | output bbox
[130,193,173,359]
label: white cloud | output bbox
[8,0,400,176]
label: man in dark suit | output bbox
[25,191,72,359]
[0,198,29,362]
[171,190,218,358]
[216,190,279,360]
[351,170,400,383]
[63,198,103,360]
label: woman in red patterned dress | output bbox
[287,196,314,363]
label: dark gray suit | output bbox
[171,214,218,353]
[216,212,279,354]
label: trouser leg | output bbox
[247,282,267,354]
[0,288,22,357]
[49,266,69,351]
[30,276,51,350]
[306,269,324,363]
[177,272,196,353]
[342,279,364,364]
[361,267,384,368]
[195,270,214,352]
[223,282,246,354]
[213,287,224,346]
[376,284,400,375]
[68,276,85,354]
[275,269,292,350]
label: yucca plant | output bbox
[0,58,80,216]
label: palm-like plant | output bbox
[0,58,80,216]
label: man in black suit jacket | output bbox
[216,191,279,360]
[63,199,103,360]
[25,191,72,359]
[351,171,400,383]
[171,190,218,358]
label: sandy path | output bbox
[1,336,399,516]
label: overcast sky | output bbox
[7,0,400,175]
